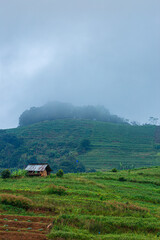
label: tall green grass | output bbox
[0,167,160,239]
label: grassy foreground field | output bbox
[0,167,160,239]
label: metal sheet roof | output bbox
[25,164,48,172]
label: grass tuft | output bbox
[45,184,67,195]
[0,193,33,209]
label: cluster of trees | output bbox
[19,102,128,126]
[0,130,24,168]
[53,154,86,174]
[0,128,88,173]
[0,130,23,148]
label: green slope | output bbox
[78,121,159,170]
[0,119,159,171]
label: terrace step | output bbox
[0,215,53,240]
[0,231,48,240]
[0,214,52,223]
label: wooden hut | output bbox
[25,163,52,177]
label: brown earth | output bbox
[0,214,53,240]
[0,231,48,240]
[0,214,52,223]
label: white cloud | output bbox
[1,43,54,80]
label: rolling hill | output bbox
[0,119,160,171]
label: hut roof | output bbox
[25,164,51,172]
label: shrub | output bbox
[56,169,64,177]
[119,177,127,182]
[1,169,11,179]
[59,158,86,173]
[78,139,91,153]
[157,232,160,237]
[0,194,33,209]
[80,139,91,149]
[87,219,106,234]
[11,169,27,178]
[112,168,117,172]
[45,184,66,195]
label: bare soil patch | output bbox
[0,214,53,240]
[0,231,48,240]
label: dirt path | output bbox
[0,214,53,240]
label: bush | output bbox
[157,232,160,237]
[45,184,66,195]
[88,219,106,234]
[1,169,11,179]
[119,177,127,182]
[0,194,33,209]
[56,169,64,177]
[78,139,91,153]
[59,158,86,173]
[80,139,91,149]
[11,169,27,178]
[112,168,117,172]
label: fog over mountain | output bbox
[0,0,160,129]
[19,102,128,126]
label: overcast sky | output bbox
[0,0,160,129]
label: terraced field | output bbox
[0,215,52,240]
[78,122,159,170]
[0,167,160,239]
[4,119,160,171]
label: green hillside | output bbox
[78,121,160,170]
[0,167,160,239]
[0,119,160,171]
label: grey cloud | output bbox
[0,0,160,128]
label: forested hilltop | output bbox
[19,102,128,127]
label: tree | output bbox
[79,139,91,151]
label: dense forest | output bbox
[19,102,128,126]
[0,130,24,168]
